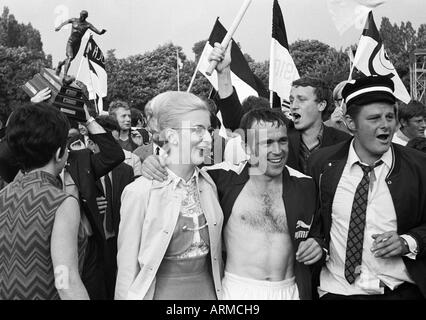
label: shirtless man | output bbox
[221,120,296,298]
[55,10,106,79]
[141,107,323,300]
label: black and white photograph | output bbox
[0,0,425,311]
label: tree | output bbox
[0,7,50,115]
[0,46,49,113]
[417,24,426,49]
[0,7,43,51]
[106,43,211,111]
[289,40,350,89]
[249,60,269,90]
[192,40,207,63]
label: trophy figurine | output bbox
[55,10,106,85]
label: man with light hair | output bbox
[308,76,426,300]
[108,100,138,152]
[324,80,351,134]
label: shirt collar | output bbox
[396,129,410,143]
[348,139,393,169]
[301,124,324,150]
[165,167,200,191]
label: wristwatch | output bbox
[401,237,410,255]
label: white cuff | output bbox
[400,234,418,260]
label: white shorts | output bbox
[222,271,300,300]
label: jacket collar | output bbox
[324,137,398,179]
[152,166,217,190]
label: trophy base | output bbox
[62,75,76,86]
[22,68,87,122]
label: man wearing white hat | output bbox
[308,75,426,300]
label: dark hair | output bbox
[6,103,70,171]
[95,114,120,132]
[203,98,217,115]
[241,96,270,114]
[292,76,332,120]
[398,100,426,123]
[239,108,287,138]
[130,108,144,127]
[407,137,426,153]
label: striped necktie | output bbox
[344,160,383,284]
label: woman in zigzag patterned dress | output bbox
[0,103,88,300]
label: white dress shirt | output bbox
[319,141,415,296]
[392,130,410,146]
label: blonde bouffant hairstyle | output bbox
[144,91,209,144]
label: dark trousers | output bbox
[103,236,118,300]
[82,235,107,300]
[321,282,424,300]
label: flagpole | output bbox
[187,69,198,93]
[269,31,275,108]
[187,48,206,93]
[206,0,253,75]
[177,49,180,91]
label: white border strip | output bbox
[346,86,393,103]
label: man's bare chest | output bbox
[231,182,288,234]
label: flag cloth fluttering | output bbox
[327,0,387,35]
[76,35,108,114]
[269,0,299,109]
[177,50,183,70]
[352,11,411,103]
[196,18,268,103]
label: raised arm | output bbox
[209,42,233,99]
[208,42,244,131]
[55,19,73,32]
[88,23,106,35]
[83,105,125,179]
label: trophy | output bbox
[21,10,107,122]
[21,68,87,122]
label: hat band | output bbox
[346,86,394,104]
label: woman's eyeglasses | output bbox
[172,125,215,138]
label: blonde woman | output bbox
[115,91,223,300]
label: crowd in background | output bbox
[0,42,426,301]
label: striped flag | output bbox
[352,11,411,103]
[197,18,268,102]
[76,35,108,114]
[269,0,299,109]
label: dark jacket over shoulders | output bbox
[215,88,351,173]
[287,125,351,173]
[207,164,318,300]
[307,139,426,297]
[67,132,125,239]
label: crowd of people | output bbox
[0,41,425,300]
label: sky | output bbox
[1,0,425,75]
